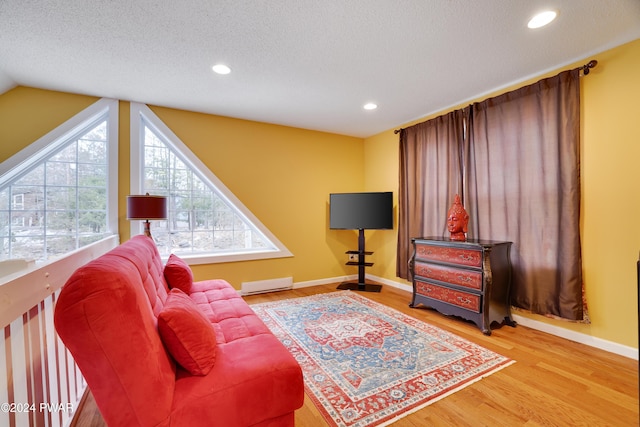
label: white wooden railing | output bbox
[0,236,118,427]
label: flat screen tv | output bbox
[330,192,393,230]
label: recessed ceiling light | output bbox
[528,10,558,29]
[363,103,378,110]
[212,64,231,75]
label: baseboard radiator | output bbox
[241,277,293,296]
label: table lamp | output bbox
[126,193,168,238]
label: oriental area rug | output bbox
[251,291,514,427]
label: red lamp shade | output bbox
[127,194,167,238]
[126,195,168,220]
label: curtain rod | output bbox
[394,59,598,135]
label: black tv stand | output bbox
[337,229,382,293]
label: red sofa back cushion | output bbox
[164,253,194,293]
[55,235,175,426]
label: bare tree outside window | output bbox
[0,119,110,262]
[130,102,291,263]
[141,123,273,256]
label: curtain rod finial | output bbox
[583,59,598,75]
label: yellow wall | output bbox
[2,39,638,350]
[363,130,401,280]
[0,87,99,161]
[580,39,640,347]
[145,106,365,284]
[0,88,365,288]
[364,38,640,349]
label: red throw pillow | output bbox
[157,288,217,375]
[164,254,194,293]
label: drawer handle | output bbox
[457,296,472,304]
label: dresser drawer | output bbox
[415,280,481,312]
[415,243,482,268]
[414,261,483,290]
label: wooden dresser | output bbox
[409,237,515,335]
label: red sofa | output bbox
[54,235,304,426]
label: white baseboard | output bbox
[511,314,639,360]
[294,275,358,289]
[292,274,639,361]
[366,275,413,293]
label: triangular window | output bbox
[0,99,118,262]
[130,103,292,263]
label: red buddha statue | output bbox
[447,194,469,241]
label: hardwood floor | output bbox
[72,284,639,427]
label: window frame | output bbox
[130,102,292,264]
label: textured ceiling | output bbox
[1,0,639,137]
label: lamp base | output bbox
[143,220,152,238]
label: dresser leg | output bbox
[504,316,517,328]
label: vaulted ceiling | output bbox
[1,1,639,137]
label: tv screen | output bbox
[330,192,393,230]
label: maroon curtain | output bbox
[465,69,583,320]
[397,69,585,321]
[396,109,467,279]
